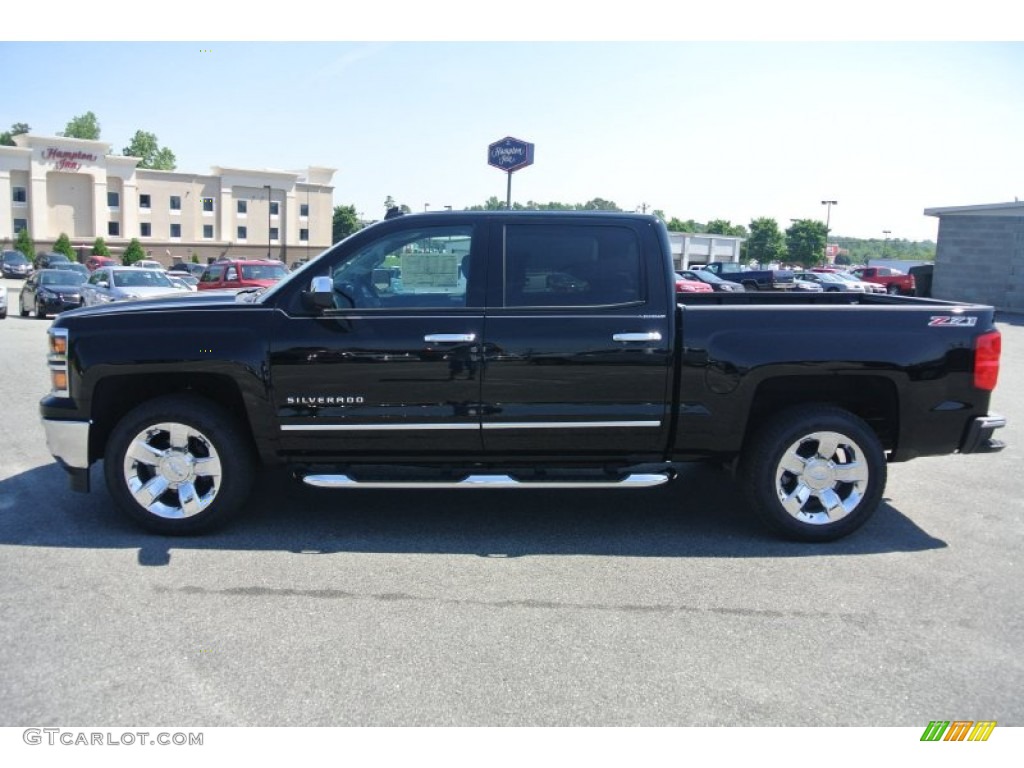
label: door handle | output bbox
[424,333,477,343]
[613,332,663,342]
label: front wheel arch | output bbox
[103,394,256,535]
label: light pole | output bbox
[264,185,272,259]
[821,200,837,263]
[882,229,891,258]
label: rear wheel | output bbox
[103,395,256,534]
[886,284,899,295]
[740,405,886,541]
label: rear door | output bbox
[479,217,674,459]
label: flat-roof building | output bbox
[0,133,335,266]
[924,201,1024,312]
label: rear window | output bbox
[503,224,643,307]
[240,263,287,281]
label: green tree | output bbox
[580,197,621,211]
[0,122,30,146]
[14,228,35,260]
[745,217,787,265]
[332,204,362,242]
[666,218,702,233]
[785,219,829,267]
[191,253,200,264]
[706,219,747,237]
[122,130,177,170]
[53,233,76,261]
[91,237,112,256]
[122,238,145,266]
[60,111,101,140]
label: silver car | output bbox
[794,271,864,292]
[81,266,189,306]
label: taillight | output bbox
[974,331,1001,391]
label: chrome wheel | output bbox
[122,421,223,519]
[741,405,886,541]
[774,430,870,525]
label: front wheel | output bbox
[103,395,256,534]
[739,405,886,541]
[886,284,899,295]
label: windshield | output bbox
[112,270,173,288]
[3,251,29,265]
[41,271,87,286]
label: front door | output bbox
[269,221,487,459]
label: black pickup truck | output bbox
[702,261,796,291]
[40,211,1006,541]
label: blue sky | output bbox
[3,26,1023,242]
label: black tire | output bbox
[35,300,47,319]
[739,405,886,542]
[886,284,899,295]
[103,394,256,535]
[743,281,759,292]
[20,301,28,317]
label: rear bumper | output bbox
[959,413,1007,454]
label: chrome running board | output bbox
[301,472,671,490]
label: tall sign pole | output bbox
[488,137,535,209]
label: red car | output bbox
[850,266,916,296]
[85,255,117,272]
[674,273,714,293]
[197,259,289,291]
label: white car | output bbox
[135,259,166,270]
[829,271,886,294]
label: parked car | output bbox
[674,273,714,293]
[791,277,824,292]
[197,259,289,291]
[50,262,90,280]
[0,278,6,319]
[702,262,795,291]
[166,273,199,291]
[829,271,886,294]
[851,266,916,296]
[85,255,118,272]
[793,271,865,292]
[135,259,166,270]
[19,269,87,318]
[81,266,189,306]
[2,250,33,279]
[34,252,70,270]
[677,269,744,292]
[168,262,207,278]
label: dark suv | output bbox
[34,252,71,270]
[2,250,34,279]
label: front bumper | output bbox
[41,418,92,491]
[959,413,1007,454]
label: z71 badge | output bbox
[929,315,977,327]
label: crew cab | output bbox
[850,266,916,295]
[40,212,1005,542]
[702,261,795,291]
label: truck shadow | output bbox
[0,462,946,566]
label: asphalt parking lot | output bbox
[1,279,1022,726]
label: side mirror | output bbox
[304,275,335,310]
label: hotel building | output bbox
[0,133,336,265]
